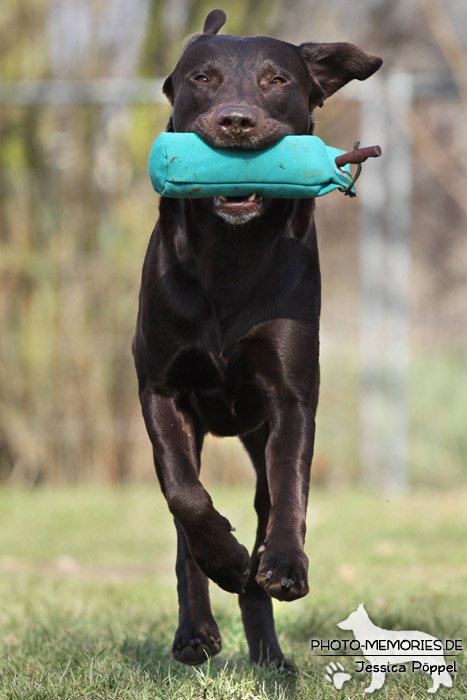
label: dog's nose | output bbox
[216,106,257,134]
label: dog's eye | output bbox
[194,74,209,83]
[270,76,287,85]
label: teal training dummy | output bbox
[148,133,382,199]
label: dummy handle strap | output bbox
[335,142,382,196]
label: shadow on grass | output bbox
[120,634,173,675]
[120,633,301,698]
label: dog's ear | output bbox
[163,74,174,105]
[203,9,227,35]
[299,42,382,104]
[163,9,226,104]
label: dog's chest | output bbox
[189,349,265,436]
[169,337,265,436]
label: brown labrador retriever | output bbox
[133,9,382,667]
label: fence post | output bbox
[358,73,412,493]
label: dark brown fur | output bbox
[133,9,382,667]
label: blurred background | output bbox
[0,0,466,491]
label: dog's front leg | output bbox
[140,387,250,593]
[365,670,385,693]
[255,395,315,601]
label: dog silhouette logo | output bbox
[329,603,454,694]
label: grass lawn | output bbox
[0,485,466,699]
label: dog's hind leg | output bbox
[156,421,221,665]
[427,668,453,693]
[141,389,250,595]
[239,424,289,668]
[172,518,222,664]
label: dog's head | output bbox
[337,603,369,631]
[162,9,382,225]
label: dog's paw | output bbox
[255,545,309,601]
[325,661,351,689]
[255,656,297,673]
[187,517,250,594]
[202,538,250,593]
[172,620,222,666]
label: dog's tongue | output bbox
[218,194,257,202]
[213,193,263,216]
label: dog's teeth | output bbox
[247,192,257,201]
[218,195,227,202]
